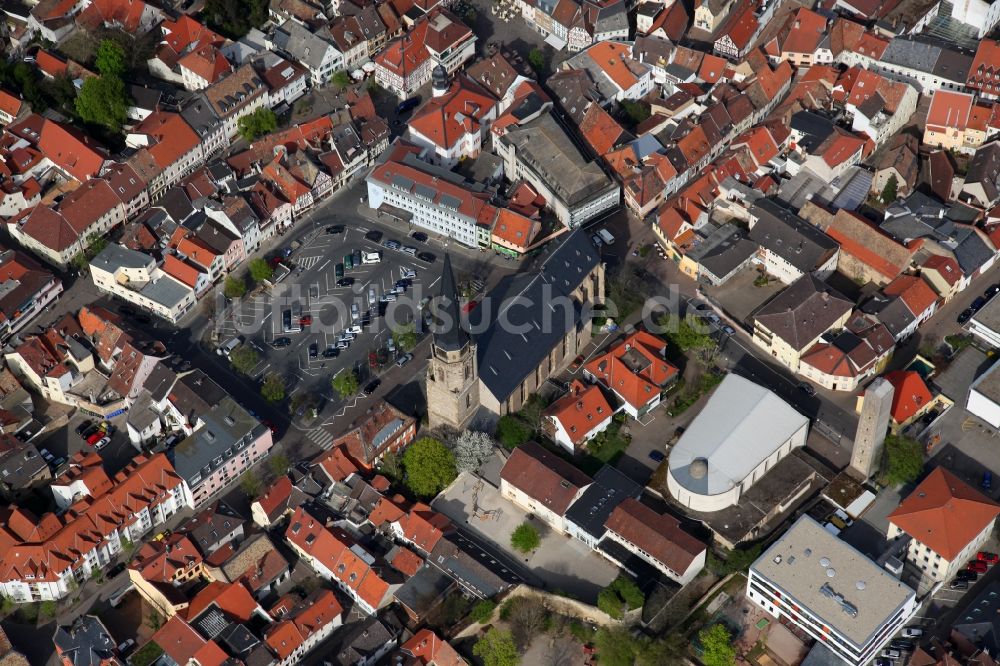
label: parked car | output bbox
[326,225,345,234]
[396,353,413,367]
[972,296,988,312]
[411,232,428,242]
[95,437,111,450]
[300,315,312,327]
[323,347,340,358]
[797,381,817,396]
[107,562,127,579]
[337,277,354,287]
[951,579,970,589]
[336,340,350,349]
[75,420,93,435]
[986,284,1000,299]
[117,639,135,655]
[978,551,1000,565]
[648,450,665,463]
[968,560,988,574]
[957,569,978,581]
[365,230,384,243]
[363,379,381,396]
[87,432,103,445]
[417,251,436,263]
[984,470,993,491]
[890,639,914,651]
[591,234,604,248]
[959,308,975,324]
[402,246,417,256]
[396,96,421,114]
[309,343,318,358]
[874,659,892,666]
[271,337,292,349]
[881,649,901,659]
[384,239,402,250]
[347,325,363,335]
[902,628,924,638]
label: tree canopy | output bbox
[261,373,285,403]
[402,437,457,498]
[95,39,126,78]
[452,430,495,473]
[510,522,540,553]
[248,258,273,283]
[392,322,418,352]
[496,415,533,448]
[237,107,277,142]
[882,174,899,204]
[699,624,736,666]
[332,70,352,90]
[331,370,360,398]
[229,347,259,375]
[203,0,269,38]
[473,628,519,666]
[224,275,247,299]
[883,433,924,485]
[75,75,129,132]
[597,576,645,619]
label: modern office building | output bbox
[747,515,918,665]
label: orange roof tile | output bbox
[888,467,1000,560]
[161,254,203,289]
[884,370,933,423]
[0,90,22,119]
[583,330,678,410]
[401,629,465,666]
[884,274,937,317]
[491,209,539,250]
[586,41,640,91]
[543,380,614,447]
[407,76,496,151]
[926,90,974,132]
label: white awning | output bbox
[544,33,565,50]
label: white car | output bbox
[336,340,350,349]
[396,353,413,367]
[95,437,111,450]
[902,628,923,638]
[347,325,363,335]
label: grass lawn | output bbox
[577,420,631,475]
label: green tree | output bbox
[240,470,263,498]
[496,415,532,448]
[95,39,126,78]
[597,576,644,619]
[392,322,418,352]
[331,70,352,90]
[598,587,625,619]
[620,100,651,126]
[203,0,269,38]
[510,522,540,553]
[248,257,274,283]
[84,232,108,259]
[594,627,641,666]
[331,369,360,398]
[268,452,291,476]
[473,628,519,666]
[402,437,457,497]
[882,174,899,204]
[668,317,715,352]
[224,275,247,299]
[470,599,496,623]
[699,624,736,666]
[528,48,546,76]
[237,107,277,142]
[39,600,57,620]
[883,433,924,485]
[75,75,129,132]
[706,543,762,576]
[229,346,260,375]
[261,372,286,402]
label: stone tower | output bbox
[431,64,449,98]
[850,377,894,480]
[426,254,479,430]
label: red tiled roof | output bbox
[151,617,207,665]
[500,441,592,514]
[586,41,640,91]
[922,254,961,287]
[579,103,628,157]
[38,119,107,181]
[543,380,614,447]
[491,209,539,250]
[77,0,151,32]
[884,274,937,317]
[401,629,465,666]
[926,90,974,132]
[884,370,933,424]
[604,498,705,574]
[408,76,496,151]
[583,330,678,410]
[395,505,451,553]
[183,580,260,622]
[131,112,201,172]
[388,545,423,577]
[179,44,231,85]
[967,39,1000,91]
[781,7,827,54]
[0,90,22,119]
[161,254,203,289]
[888,467,1000,561]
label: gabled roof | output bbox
[400,629,466,666]
[408,75,496,150]
[884,369,933,424]
[753,274,853,351]
[604,498,705,573]
[543,379,614,446]
[888,467,1000,560]
[884,274,937,317]
[500,441,592,514]
[584,330,678,410]
[926,89,974,132]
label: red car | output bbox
[86,432,103,446]
[300,315,312,327]
[968,560,989,574]
[261,420,278,435]
[978,551,999,565]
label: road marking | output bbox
[429,276,441,289]
[297,256,321,270]
[306,428,336,449]
[318,260,330,271]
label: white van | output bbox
[597,229,615,245]
[362,251,382,264]
[217,337,242,356]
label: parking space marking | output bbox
[297,256,321,270]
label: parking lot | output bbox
[432,472,620,603]
[214,224,438,428]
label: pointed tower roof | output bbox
[433,253,470,352]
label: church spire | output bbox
[433,254,470,352]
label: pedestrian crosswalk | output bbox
[297,255,321,270]
[306,427,335,449]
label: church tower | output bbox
[426,254,479,430]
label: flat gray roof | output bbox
[140,275,191,310]
[92,244,152,271]
[751,515,915,649]
[971,360,1000,406]
[971,296,1000,336]
[669,374,808,497]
